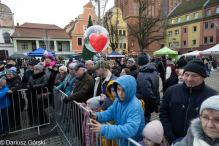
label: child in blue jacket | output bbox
[88,75,145,146]
[0,76,10,135]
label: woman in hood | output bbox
[174,95,219,146]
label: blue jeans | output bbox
[0,107,10,134]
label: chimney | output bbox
[191,0,195,4]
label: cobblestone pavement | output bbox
[1,69,219,146]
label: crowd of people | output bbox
[0,51,219,146]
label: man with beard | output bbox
[91,60,117,110]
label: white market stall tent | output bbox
[182,51,201,56]
[201,44,219,54]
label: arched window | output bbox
[3,32,11,43]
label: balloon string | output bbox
[99,53,103,94]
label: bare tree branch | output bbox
[127,0,165,52]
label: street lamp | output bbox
[90,0,109,26]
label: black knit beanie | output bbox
[183,60,207,77]
[175,59,188,69]
[137,52,149,65]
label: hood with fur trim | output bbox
[190,118,219,145]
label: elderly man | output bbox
[160,59,218,144]
[85,60,97,79]
[92,60,117,110]
[63,62,94,103]
[174,95,219,146]
[127,58,139,79]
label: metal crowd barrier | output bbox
[0,87,51,136]
[52,87,141,146]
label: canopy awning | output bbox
[182,51,201,56]
[6,53,30,60]
[153,46,178,55]
[27,47,55,57]
[201,44,219,54]
[107,51,125,57]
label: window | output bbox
[177,18,180,23]
[194,13,198,19]
[119,30,122,36]
[3,32,10,43]
[124,43,126,48]
[193,26,197,32]
[168,43,172,48]
[192,40,196,46]
[169,31,172,36]
[123,30,126,36]
[203,37,207,44]
[32,42,36,51]
[117,20,119,24]
[175,30,179,35]
[186,15,189,21]
[204,22,208,30]
[207,9,211,16]
[183,28,186,34]
[83,26,87,33]
[183,41,186,46]
[22,42,28,49]
[50,42,54,49]
[175,42,179,47]
[58,43,62,51]
[40,42,46,49]
[171,19,174,24]
[210,21,214,29]
[77,38,82,46]
[133,3,139,15]
[120,43,122,48]
[217,7,219,13]
[209,36,213,44]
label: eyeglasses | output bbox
[34,69,39,70]
[199,115,219,126]
[68,68,73,70]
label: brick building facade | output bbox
[114,0,188,56]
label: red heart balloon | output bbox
[89,33,108,53]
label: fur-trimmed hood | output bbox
[190,118,219,145]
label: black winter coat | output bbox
[136,63,160,116]
[163,74,178,93]
[159,82,218,144]
[157,59,167,80]
[27,71,48,110]
[22,70,34,89]
[6,75,24,109]
[130,65,139,79]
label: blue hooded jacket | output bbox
[0,85,11,109]
[95,75,145,146]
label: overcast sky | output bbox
[3,0,114,28]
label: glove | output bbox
[63,97,69,104]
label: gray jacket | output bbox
[174,118,219,146]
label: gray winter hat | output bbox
[87,96,105,110]
[127,58,135,65]
[34,62,44,72]
[200,95,219,115]
[0,76,6,87]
